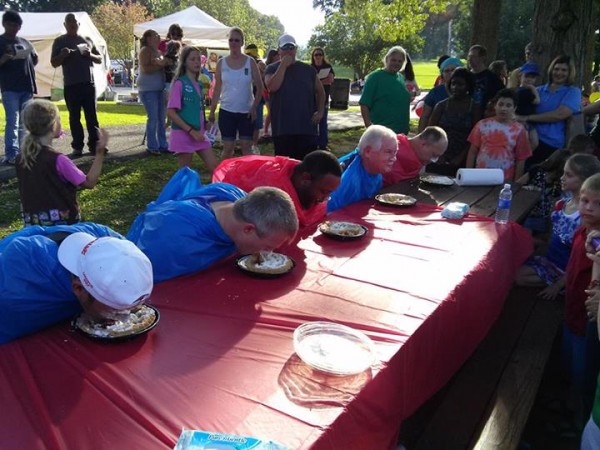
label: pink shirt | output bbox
[168,78,211,153]
[56,154,86,186]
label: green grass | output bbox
[0,101,147,135]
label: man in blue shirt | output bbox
[0,10,38,165]
[127,172,299,282]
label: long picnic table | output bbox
[380,177,541,224]
[0,179,536,450]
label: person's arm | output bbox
[584,101,600,116]
[265,56,294,93]
[524,104,573,123]
[79,128,108,188]
[208,59,223,124]
[50,39,72,68]
[249,58,264,119]
[428,102,443,127]
[360,104,372,128]
[529,85,540,105]
[139,46,168,73]
[418,104,433,132]
[86,44,102,65]
[538,276,566,300]
[514,159,526,182]
[466,144,479,168]
[515,172,530,185]
[313,74,325,124]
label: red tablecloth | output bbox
[0,202,533,450]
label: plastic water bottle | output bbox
[495,183,512,224]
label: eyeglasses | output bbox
[229,38,241,43]
[314,53,324,57]
[281,44,296,51]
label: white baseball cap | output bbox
[58,232,153,310]
[278,34,297,48]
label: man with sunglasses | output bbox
[265,34,325,160]
[0,223,153,344]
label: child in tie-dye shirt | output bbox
[466,88,532,181]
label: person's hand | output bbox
[538,282,562,300]
[585,230,600,253]
[280,54,294,69]
[323,73,334,85]
[312,110,323,124]
[60,47,72,57]
[249,107,257,123]
[94,127,109,155]
[208,111,216,125]
[189,129,206,142]
[585,288,600,321]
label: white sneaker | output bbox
[251,145,260,155]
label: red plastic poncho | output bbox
[212,155,327,227]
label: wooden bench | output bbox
[400,286,563,450]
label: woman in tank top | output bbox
[208,27,264,159]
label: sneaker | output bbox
[146,148,161,156]
[251,145,260,155]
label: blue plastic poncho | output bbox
[0,223,121,344]
[327,149,383,212]
[127,169,246,282]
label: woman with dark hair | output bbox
[402,54,420,101]
[518,55,582,166]
[262,49,280,138]
[427,67,481,175]
[310,47,335,150]
[158,23,183,54]
[138,29,172,154]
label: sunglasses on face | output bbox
[229,38,241,43]
[314,53,323,57]
[281,44,296,51]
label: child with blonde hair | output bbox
[517,154,600,299]
[16,99,108,226]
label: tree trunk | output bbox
[532,0,597,90]
[470,0,503,61]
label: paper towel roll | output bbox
[456,168,504,186]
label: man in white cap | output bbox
[264,33,325,160]
[0,223,153,344]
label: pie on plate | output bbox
[237,252,295,276]
[419,174,455,186]
[375,193,417,207]
[73,305,159,340]
[319,221,367,240]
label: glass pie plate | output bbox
[236,252,295,278]
[419,174,455,186]
[293,322,376,376]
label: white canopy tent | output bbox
[133,6,230,49]
[15,11,109,99]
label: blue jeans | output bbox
[317,107,329,149]
[2,90,33,159]
[139,90,168,151]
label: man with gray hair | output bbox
[359,46,411,134]
[127,177,298,282]
[328,125,397,212]
[383,126,448,186]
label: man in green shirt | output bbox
[359,46,411,134]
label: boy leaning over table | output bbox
[0,223,153,344]
[127,170,299,283]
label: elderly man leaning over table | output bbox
[328,125,448,212]
[212,150,342,227]
[127,174,299,283]
[0,223,153,344]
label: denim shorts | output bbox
[218,109,253,141]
